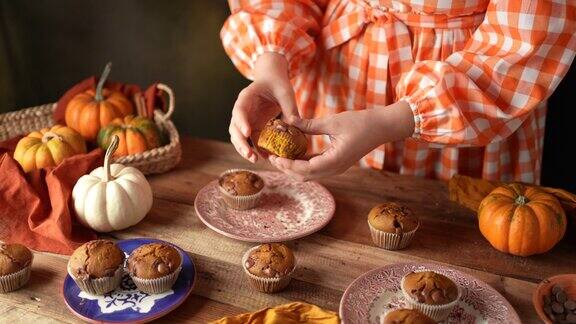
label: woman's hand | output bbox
[269,101,415,181]
[229,52,299,163]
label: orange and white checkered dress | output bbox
[221,0,575,183]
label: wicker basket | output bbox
[0,83,181,175]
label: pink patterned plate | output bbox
[194,171,335,242]
[340,263,521,324]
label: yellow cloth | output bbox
[210,302,340,324]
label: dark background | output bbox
[1,0,574,192]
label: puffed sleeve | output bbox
[396,0,575,146]
[221,0,327,80]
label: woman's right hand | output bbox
[229,52,299,163]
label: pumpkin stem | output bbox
[104,135,119,182]
[515,195,529,205]
[95,62,112,102]
[41,131,62,143]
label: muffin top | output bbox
[244,243,295,278]
[402,271,459,305]
[368,202,419,234]
[127,243,182,279]
[219,170,264,196]
[0,243,33,276]
[68,240,124,280]
[382,309,437,324]
[257,118,307,159]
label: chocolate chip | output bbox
[557,291,568,303]
[430,289,444,303]
[274,124,287,132]
[553,302,565,314]
[553,285,563,295]
[263,267,273,276]
[566,313,576,323]
[157,262,169,274]
[566,300,576,311]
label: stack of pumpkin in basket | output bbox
[13,63,164,173]
[0,62,181,259]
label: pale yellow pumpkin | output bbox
[13,125,87,172]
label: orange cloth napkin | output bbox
[209,302,340,324]
[449,174,576,230]
[0,138,102,254]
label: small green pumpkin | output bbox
[97,115,163,157]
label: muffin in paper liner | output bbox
[218,169,264,210]
[241,245,295,293]
[0,260,32,293]
[68,265,123,295]
[130,266,182,294]
[400,271,462,322]
[368,221,419,250]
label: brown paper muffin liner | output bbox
[68,266,123,295]
[0,259,32,293]
[218,169,264,210]
[400,271,462,322]
[368,222,419,250]
[130,266,182,294]
[241,246,295,293]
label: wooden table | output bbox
[1,138,574,323]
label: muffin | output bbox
[68,240,124,295]
[0,243,33,293]
[127,242,182,294]
[382,309,437,324]
[368,202,419,250]
[242,243,295,293]
[401,271,460,321]
[218,169,264,210]
[257,118,307,159]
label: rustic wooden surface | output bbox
[2,137,575,323]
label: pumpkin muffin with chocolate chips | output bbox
[368,202,419,250]
[382,308,437,324]
[127,242,182,294]
[242,243,295,293]
[68,240,124,295]
[257,118,307,159]
[401,271,460,321]
[219,169,264,210]
[0,243,33,293]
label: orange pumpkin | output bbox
[65,63,133,141]
[13,125,87,172]
[478,183,566,257]
[97,115,162,157]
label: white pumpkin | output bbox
[72,135,153,232]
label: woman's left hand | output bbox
[269,101,415,181]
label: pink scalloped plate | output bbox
[194,171,335,242]
[340,263,521,324]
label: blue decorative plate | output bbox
[63,238,195,324]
